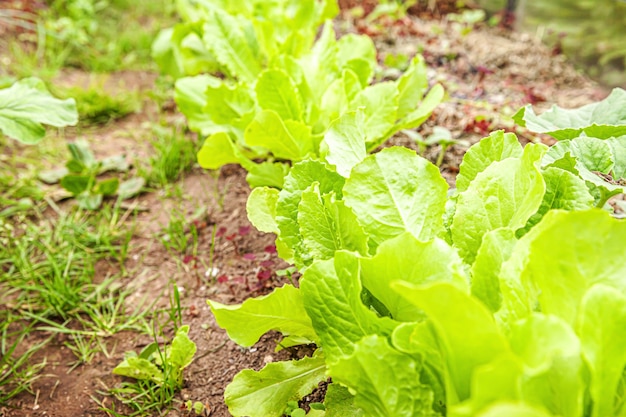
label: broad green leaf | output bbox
[513,88,626,140]
[246,161,290,189]
[197,132,246,170]
[208,285,317,347]
[93,178,119,196]
[523,210,626,325]
[298,185,368,261]
[67,140,96,169]
[113,356,164,384]
[336,34,376,85]
[474,402,554,417]
[344,147,448,250]
[470,228,517,313]
[450,354,525,417]
[329,335,437,417]
[318,70,363,130]
[301,253,397,363]
[351,82,398,146]
[324,384,365,417]
[451,144,546,264]
[323,111,367,177]
[203,9,261,83]
[360,233,468,322]
[174,75,222,135]
[276,161,345,268]
[393,282,509,403]
[578,285,626,417]
[298,23,339,101]
[456,131,523,192]
[523,166,594,231]
[607,136,626,179]
[169,325,196,371]
[256,69,303,121]
[393,83,445,135]
[247,187,280,234]
[60,175,90,195]
[391,322,446,414]
[544,136,614,174]
[396,55,429,119]
[76,192,103,210]
[509,314,584,417]
[0,78,78,144]
[152,23,217,78]
[117,177,145,200]
[245,110,313,161]
[542,137,624,205]
[225,354,327,417]
[204,80,256,127]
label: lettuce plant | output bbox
[0,77,78,144]
[209,88,626,415]
[152,0,339,80]
[177,23,443,189]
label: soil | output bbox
[1,5,612,417]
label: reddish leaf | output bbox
[257,269,273,281]
[260,260,275,268]
[216,226,227,237]
[243,253,256,261]
[217,274,229,283]
[264,245,277,254]
[182,255,195,264]
[238,226,251,236]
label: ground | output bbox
[0,3,612,417]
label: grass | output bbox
[53,83,141,126]
[143,124,198,188]
[0,203,169,406]
[1,0,177,79]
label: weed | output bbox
[98,284,195,416]
[0,312,50,406]
[53,84,141,126]
[145,125,198,188]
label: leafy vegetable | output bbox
[0,78,78,144]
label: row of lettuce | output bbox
[154,1,626,416]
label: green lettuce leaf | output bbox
[343,147,448,250]
[174,75,223,136]
[323,111,367,177]
[245,110,313,161]
[225,353,327,417]
[523,210,626,325]
[276,161,345,268]
[301,253,397,364]
[360,233,468,322]
[470,228,517,313]
[208,285,317,347]
[298,185,368,260]
[456,131,523,193]
[0,78,78,144]
[513,88,626,140]
[451,144,546,264]
[578,284,626,417]
[393,282,509,404]
[324,384,365,417]
[329,335,439,417]
[203,9,262,83]
[255,69,303,122]
[247,187,280,234]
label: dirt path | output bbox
[3,11,610,417]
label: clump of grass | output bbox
[54,84,140,126]
[144,125,198,187]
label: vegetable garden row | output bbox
[2,0,626,416]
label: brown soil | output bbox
[1,9,611,417]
